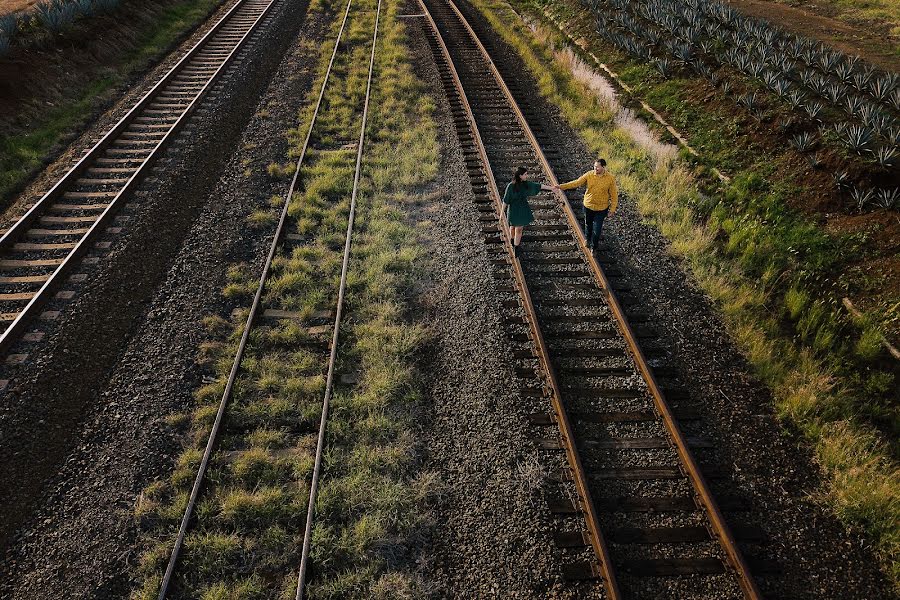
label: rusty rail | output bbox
[0,0,281,357]
[294,0,382,596]
[155,0,357,596]
[416,0,621,596]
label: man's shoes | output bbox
[514,245,522,258]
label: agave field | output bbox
[584,0,900,212]
[0,0,122,55]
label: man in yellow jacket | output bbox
[554,158,618,252]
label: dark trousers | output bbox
[583,207,609,248]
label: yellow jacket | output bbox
[559,171,618,212]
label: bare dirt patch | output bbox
[0,0,35,17]
[725,0,900,71]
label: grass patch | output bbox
[132,0,438,596]
[475,0,900,587]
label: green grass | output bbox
[476,0,900,588]
[132,0,439,596]
[0,0,224,205]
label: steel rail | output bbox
[416,0,621,596]
[0,0,276,356]
[436,0,764,597]
[294,0,382,595]
[155,0,356,596]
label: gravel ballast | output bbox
[406,10,602,598]
[0,0,331,595]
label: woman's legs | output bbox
[513,226,523,246]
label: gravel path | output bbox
[0,1,330,596]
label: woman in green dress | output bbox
[502,166,553,258]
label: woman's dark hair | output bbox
[513,166,528,188]
[595,158,607,167]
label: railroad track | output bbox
[153,0,381,595]
[0,0,282,358]
[417,0,766,597]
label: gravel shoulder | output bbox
[0,1,330,596]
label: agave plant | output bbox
[673,43,694,65]
[832,170,851,190]
[889,88,900,112]
[654,57,674,79]
[884,126,900,147]
[843,95,864,117]
[747,60,765,78]
[776,118,795,134]
[801,46,818,67]
[786,90,806,110]
[786,39,805,61]
[37,2,78,33]
[834,61,855,84]
[773,79,791,98]
[803,101,825,121]
[772,56,796,78]
[852,69,873,93]
[843,124,875,155]
[866,111,893,135]
[850,186,874,212]
[810,74,831,98]
[868,74,896,101]
[873,188,900,210]
[825,83,846,105]
[0,13,18,37]
[681,26,702,45]
[805,152,823,169]
[869,145,898,168]
[799,70,816,90]
[789,132,816,152]
[859,102,881,125]
[720,80,733,96]
[817,50,841,72]
[738,91,760,112]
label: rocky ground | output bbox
[0,0,330,596]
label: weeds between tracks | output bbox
[466,0,899,587]
[132,0,439,596]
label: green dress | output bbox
[502,180,541,226]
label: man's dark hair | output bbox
[595,158,607,167]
